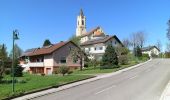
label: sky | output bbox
[0,0,169,52]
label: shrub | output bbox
[119,55,129,65]
[0,76,3,83]
[100,65,119,69]
[4,69,11,75]
[68,70,73,74]
[102,45,118,66]
[59,65,69,76]
[14,66,24,77]
[165,52,170,58]
[142,54,150,59]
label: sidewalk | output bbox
[160,81,170,100]
[13,59,152,100]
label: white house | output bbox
[142,46,160,57]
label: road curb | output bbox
[12,59,152,100]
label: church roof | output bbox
[81,26,103,37]
[80,35,123,46]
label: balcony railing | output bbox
[28,62,44,67]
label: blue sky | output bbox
[0,0,169,52]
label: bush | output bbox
[142,54,150,59]
[4,69,11,75]
[14,66,24,77]
[165,52,170,58]
[59,65,69,76]
[119,55,129,65]
[0,76,3,83]
[100,65,119,69]
[68,70,73,74]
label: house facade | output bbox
[80,35,123,60]
[76,9,123,60]
[20,41,82,75]
[142,46,160,57]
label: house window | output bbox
[115,41,117,44]
[89,48,91,51]
[60,57,66,63]
[94,47,97,50]
[69,46,72,51]
[99,47,103,50]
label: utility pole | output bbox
[12,30,19,93]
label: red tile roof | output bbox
[27,41,70,56]
[81,26,101,37]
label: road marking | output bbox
[95,85,116,95]
[129,75,138,80]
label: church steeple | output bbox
[80,9,84,17]
[76,9,86,37]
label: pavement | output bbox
[13,59,170,100]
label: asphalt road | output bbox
[33,59,170,100]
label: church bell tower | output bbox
[76,9,86,37]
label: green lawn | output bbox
[0,74,92,99]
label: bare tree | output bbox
[122,38,132,49]
[130,32,139,49]
[130,31,146,49]
[136,31,146,48]
[156,40,162,52]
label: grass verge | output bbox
[0,74,92,100]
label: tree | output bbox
[122,38,132,49]
[43,39,52,47]
[0,44,8,82]
[58,65,69,76]
[134,46,142,57]
[9,44,23,59]
[69,35,81,46]
[167,19,170,40]
[136,31,146,48]
[102,45,118,66]
[156,40,162,52]
[71,48,86,71]
[130,31,146,49]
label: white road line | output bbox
[129,75,138,80]
[95,85,116,95]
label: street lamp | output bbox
[12,30,19,93]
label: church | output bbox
[76,9,124,60]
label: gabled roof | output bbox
[27,41,76,56]
[80,35,123,46]
[21,48,38,57]
[81,26,102,37]
[142,46,160,52]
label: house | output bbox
[80,35,123,60]
[142,46,160,57]
[20,41,82,75]
[75,9,123,60]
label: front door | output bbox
[46,68,52,75]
